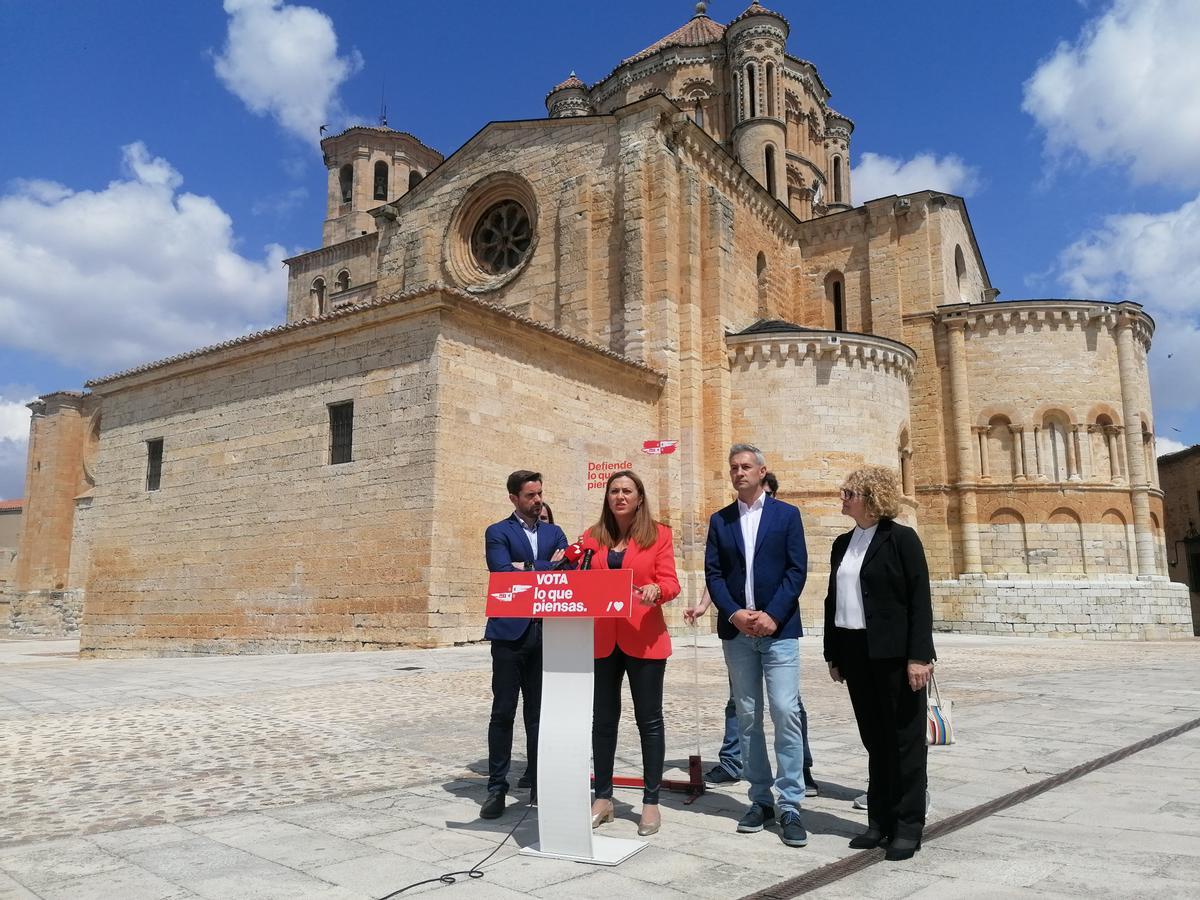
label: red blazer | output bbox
[582,523,681,660]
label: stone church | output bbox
[7,2,1192,654]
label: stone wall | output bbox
[933,576,1193,640]
[7,590,82,636]
[1159,446,1200,633]
[285,233,379,322]
[77,287,664,655]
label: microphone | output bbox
[580,549,595,570]
[552,541,584,570]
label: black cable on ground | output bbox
[379,801,534,898]
[740,713,1200,899]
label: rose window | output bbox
[470,200,532,275]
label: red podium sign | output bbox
[486,569,635,619]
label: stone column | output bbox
[945,319,981,573]
[1009,425,1027,480]
[975,427,990,480]
[1104,425,1123,483]
[1114,313,1157,575]
[1065,424,1080,481]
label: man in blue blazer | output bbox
[480,470,568,819]
[706,444,810,847]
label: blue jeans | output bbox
[723,633,806,814]
[718,678,812,778]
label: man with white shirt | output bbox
[705,444,809,847]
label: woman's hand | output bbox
[907,660,934,691]
[828,663,844,684]
[637,583,661,606]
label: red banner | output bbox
[486,569,635,618]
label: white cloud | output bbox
[1056,193,1200,427]
[1023,0,1200,187]
[0,396,32,501]
[852,152,980,204]
[1157,435,1190,457]
[214,0,363,144]
[0,142,287,373]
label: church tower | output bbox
[727,2,789,202]
[320,125,443,247]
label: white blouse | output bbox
[835,524,878,630]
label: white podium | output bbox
[519,617,646,865]
[485,566,645,867]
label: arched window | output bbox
[832,157,843,204]
[339,164,353,204]
[408,170,423,190]
[766,63,776,117]
[765,145,777,197]
[693,98,705,130]
[824,271,845,330]
[986,415,1015,482]
[746,64,758,117]
[336,270,351,292]
[311,277,326,315]
[899,428,913,496]
[373,161,388,201]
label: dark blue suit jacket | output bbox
[483,514,569,641]
[705,495,808,641]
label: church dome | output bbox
[620,3,726,66]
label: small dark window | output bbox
[832,280,845,330]
[339,164,353,203]
[409,170,423,190]
[373,161,388,201]
[146,438,164,491]
[329,402,354,465]
[312,277,326,314]
[336,269,351,292]
[1189,551,1200,593]
[833,157,844,204]
[693,99,704,130]
[765,146,777,196]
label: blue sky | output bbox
[2,0,1198,499]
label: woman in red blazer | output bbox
[582,469,680,837]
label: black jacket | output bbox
[823,518,936,665]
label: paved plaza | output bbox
[1,631,1198,899]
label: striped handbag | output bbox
[926,672,955,745]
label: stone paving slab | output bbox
[1,632,1198,898]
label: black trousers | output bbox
[486,622,542,794]
[835,628,927,840]
[593,648,666,805]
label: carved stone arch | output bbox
[784,90,802,119]
[984,507,1029,575]
[976,405,1022,429]
[786,164,804,188]
[1034,506,1086,576]
[1086,402,1122,426]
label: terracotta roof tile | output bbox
[0,499,23,511]
[549,72,587,94]
[621,10,725,66]
[729,1,789,28]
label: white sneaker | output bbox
[852,793,868,810]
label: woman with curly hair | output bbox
[824,465,935,861]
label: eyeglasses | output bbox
[839,488,860,500]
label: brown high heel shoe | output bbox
[591,799,614,828]
[637,804,661,836]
